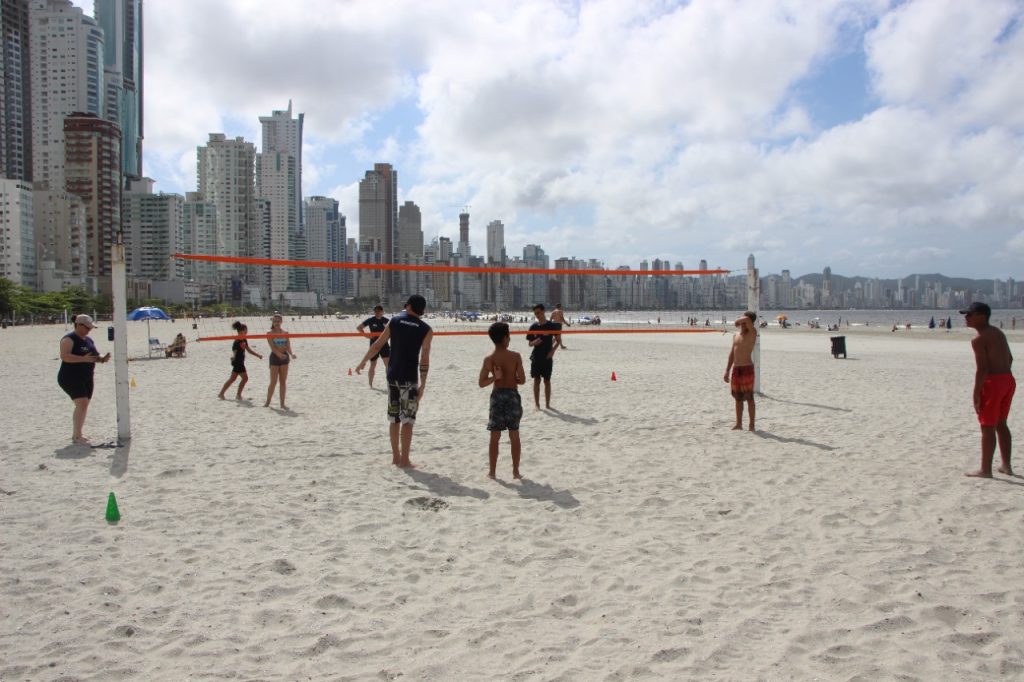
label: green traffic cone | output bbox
[105,492,121,522]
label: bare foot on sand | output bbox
[218,393,226,400]
[965,470,993,478]
[513,470,522,480]
[72,436,91,445]
[397,460,416,469]
[748,424,755,432]
[731,423,742,430]
[997,466,1014,475]
[488,472,496,480]
[263,401,270,407]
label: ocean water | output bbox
[570,309,1023,330]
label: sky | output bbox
[73,0,1024,279]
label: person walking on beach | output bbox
[356,305,390,388]
[551,303,571,349]
[479,321,527,479]
[265,314,296,409]
[357,295,433,468]
[58,314,110,444]
[219,321,262,400]
[961,302,1015,478]
[526,303,560,409]
[724,311,757,431]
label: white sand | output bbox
[1,319,1023,680]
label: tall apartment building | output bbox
[0,178,35,285]
[397,200,422,258]
[259,102,303,292]
[358,162,397,297]
[95,0,143,180]
[458,211,470,256]
[32,188,86,290]
[304,195,344,297]
[2,0,32,181]
[486,219,504,264]
[256,149,297,294]
[181,191,217,290]
[197,133,259,296]
[64,113,120,293]
[29,0,104,191]
[122,176,182,282]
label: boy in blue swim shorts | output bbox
[479,322,527,479]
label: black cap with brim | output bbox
[959,302,991,316]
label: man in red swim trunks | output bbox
[724,311,757,431]
[961,302,1015,478]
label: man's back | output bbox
[973,326,1013,375]
[387,312,431,382]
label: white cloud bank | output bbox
[77,0,1024,277]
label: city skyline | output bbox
[64,0,1024,280]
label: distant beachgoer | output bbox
[356,305,390,388]
[961,302,1014,478]
[219,321,262,400]
[165,333,187,357]
[58,314,110,444]
[526,303,560,409]
[265,313,296,409]
[356,295,433,468]
[550,303,570,350]
[724,311,757,431]
[479,322,527,479]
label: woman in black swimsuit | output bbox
[265,314,296,409]
[218,321,262,400]
[57,314,110,444]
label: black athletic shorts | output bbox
[370,343,391,362]
[58,373,94,400]
[530,356,553,380]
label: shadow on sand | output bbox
[403,468,490,500]
[759,393,853,413]
[754,430,837,452]
[544,408,599,425]
[497,478,581,509]
[108,440,131,478]
[55,443,94,460]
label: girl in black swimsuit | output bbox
[218,321,262,400]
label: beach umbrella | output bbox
[929,316,936,329]
[128,306,170,342]
[946,316,952,330]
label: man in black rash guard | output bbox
[356,305,390,388]
[357,295,433,468]
[526,303,560,410]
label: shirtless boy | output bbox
[479,322,527,479]
[551,303,570,349]
[724,311,758,431]
[961,302,1015,478]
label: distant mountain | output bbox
[786,272,998,294]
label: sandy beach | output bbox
[1,318,1023,680]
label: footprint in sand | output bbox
[404,496,449,511]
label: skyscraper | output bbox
[29,0,105,191]
[358,162,397,296]
[122,176,182,282]
[95,0,143,180]
[2,0,32,181]
[486,220,505,264]
[397,200,422,258]
[197,133,259,295]
[304,195,344,297]
[64,112,120,293]
[0,178,35,286]
[458,211,470,256]
[259,102,303,292]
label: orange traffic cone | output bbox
[347,368,353,376]
[611,371,617,381]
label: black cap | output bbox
[959,302,991,316]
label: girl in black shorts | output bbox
[218,321,262,400]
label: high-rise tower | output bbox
[95,0,143,180]
[358,162,397,296]
[258,102,304,293]
[2,0,32,181]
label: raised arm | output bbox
[356,325,392,373]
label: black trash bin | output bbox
[830,335,847,359]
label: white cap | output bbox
[75,314,96,328]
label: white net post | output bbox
[747,255,761,395]
[111,241,131,441]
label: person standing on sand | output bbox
[961,302,1015,478]
[724,311,757,431]
[526,303,559,409]
[265,314,296,409]
[479,322,527,479]
[356,305,390,388]
[58,314,110,444]
[551,303,571,349]
[356,295,433,468]
[219,321,262,400]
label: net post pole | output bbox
[111,240,131,441]
[747,255,761,395]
